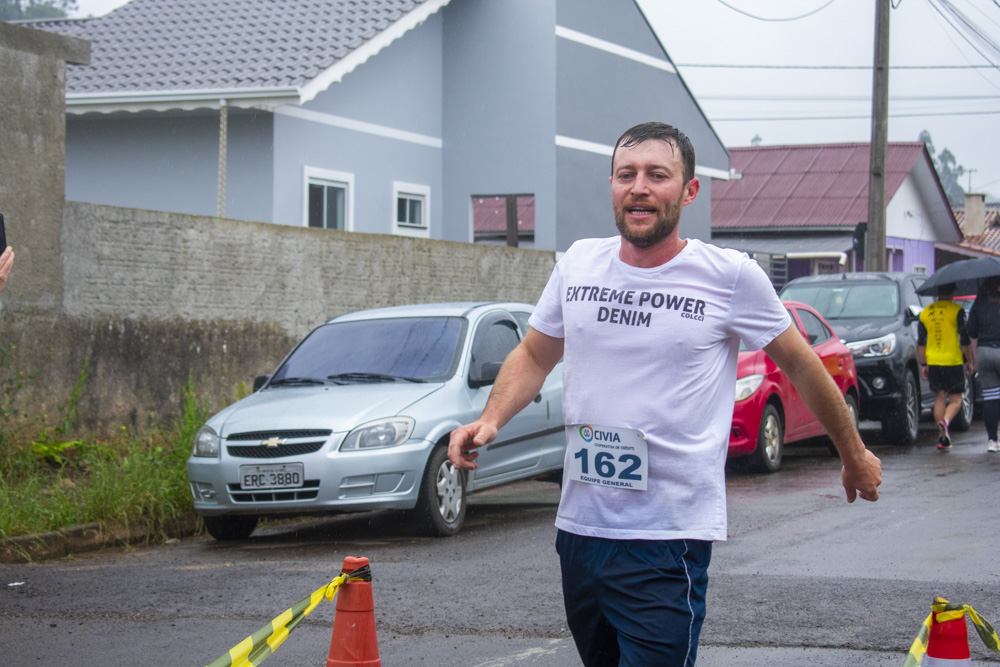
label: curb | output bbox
[0,515,201,564]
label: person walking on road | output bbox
[918,282,973,450]
[448,122,883,666]
[966,276,1000,453]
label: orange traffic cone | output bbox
[923,608,972,666]
[327,556,381,667]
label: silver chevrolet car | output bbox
[187,302,564,540]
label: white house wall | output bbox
[887,174,937,241]
[272,11,444,235]
[65,109,274,222]
[553,0,728,248]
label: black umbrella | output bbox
[915,256,1000,296]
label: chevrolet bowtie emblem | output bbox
[261,437,284,448]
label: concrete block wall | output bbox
[1,202,555,433]
[0,23,88,311]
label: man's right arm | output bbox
[448,328,564,470]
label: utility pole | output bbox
[865,0,890,272]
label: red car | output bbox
[728,300,859,472]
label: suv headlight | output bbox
[846,332,897,358]
[192,425,221,458]
[340,417,415,451]
[735,374,764,401]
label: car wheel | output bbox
[202,515,258,540]
[949,378,974,432]
[882,370,919,446]
[750,404,783,473]
[413,445,466,537]
[827,394,858,458]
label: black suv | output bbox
[780,272,974,445]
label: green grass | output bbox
[0,373,211,540]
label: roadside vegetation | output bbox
[0,345,212,540]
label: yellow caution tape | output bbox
[205,565,370,667]
[902,596,1000,667]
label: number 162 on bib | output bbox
[566,424,648,491]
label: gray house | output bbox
[31,0,728,252]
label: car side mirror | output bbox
[469,361,503,389]
[253,375,270,392]
[905,304,921,323]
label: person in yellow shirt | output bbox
[918,282,974,449]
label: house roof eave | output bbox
[298,0,453,104]
[66,87,302,115]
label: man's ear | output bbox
[682,177,701,206]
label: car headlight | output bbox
[735,374,764,401]
[340,417,415,451]
[192,425,221,458]
[846,332,896,358]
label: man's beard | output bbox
[614,197,682,248]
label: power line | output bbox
[712,109,1000,121]
[697,93,1000,101]
[714,0,838,22]
[675,63,998,70]
[932,0,1000,62]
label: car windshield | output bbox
[781,283,899,319]
[271,317,465,384]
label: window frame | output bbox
[303,166,355,231]
[392,181,431,238]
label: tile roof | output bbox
[954,206,1000,257]
[711,143,927,231]
[28,0,443,108]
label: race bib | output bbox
[566,424,648,491]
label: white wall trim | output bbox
[555,25,676,74]
[695,165,732,180]
[277,106,442,148]
[555,135,613,156]
[555,135,734,180]
[299,0,453,103]
[303,166,355,231]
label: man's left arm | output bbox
[763,325,882,503]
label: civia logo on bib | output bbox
[579,425,621,444]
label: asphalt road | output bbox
[1,420,998,666]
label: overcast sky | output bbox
[70,0,1000,200]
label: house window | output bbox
[304,167,354,231]
[398,196,422,225]
[472,194,534,248]
[393,182,431,238]
[816,259,839,275]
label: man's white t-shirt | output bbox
[528,237,791,542]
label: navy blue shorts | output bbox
[555,530,712,667]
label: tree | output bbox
[919,129,966,207]
[0,0,77,21]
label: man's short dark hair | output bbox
[612,122,696,183]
